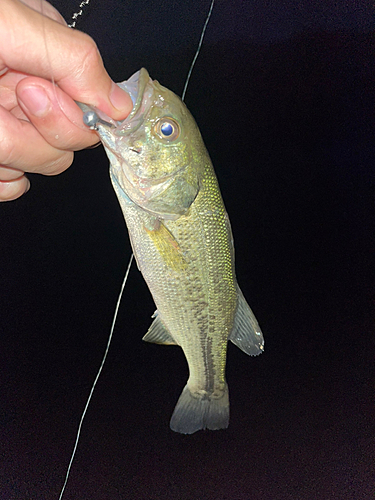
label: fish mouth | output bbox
[106,68,155,136]
[118,68,150,121]
[77,68,153,135]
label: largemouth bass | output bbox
[81,68,264,434]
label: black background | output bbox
[1,1,374,499]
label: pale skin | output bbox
[0,0,133,201]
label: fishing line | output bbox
[55,0,215,498]
[182,0,215,102]
[57,253,134,500]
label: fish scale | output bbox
[116,160,235,394]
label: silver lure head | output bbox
[79,69,206,220]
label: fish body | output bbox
[87,69,264,434]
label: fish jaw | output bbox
[92,69,203,220]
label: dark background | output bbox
[1,1,374,499]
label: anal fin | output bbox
[143,311,178,345]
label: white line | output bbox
[58,253,134,500]
[182,0,215,102]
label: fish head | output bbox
[83,68,205,220]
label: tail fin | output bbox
[170,384,229,434]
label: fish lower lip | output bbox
[130,147,142,154]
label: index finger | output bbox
[0,0,133,120]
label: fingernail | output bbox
[109,82,132,113]
[18,86,51,117]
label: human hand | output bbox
[0,0,133,201]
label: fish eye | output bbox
[161,122,173,136]
[153,117,180,142]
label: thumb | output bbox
[0,0,133,120]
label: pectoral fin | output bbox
[143,311,178,345]
[144,221,187,271]
[229,286,264,356]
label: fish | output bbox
[81,68,264,434]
